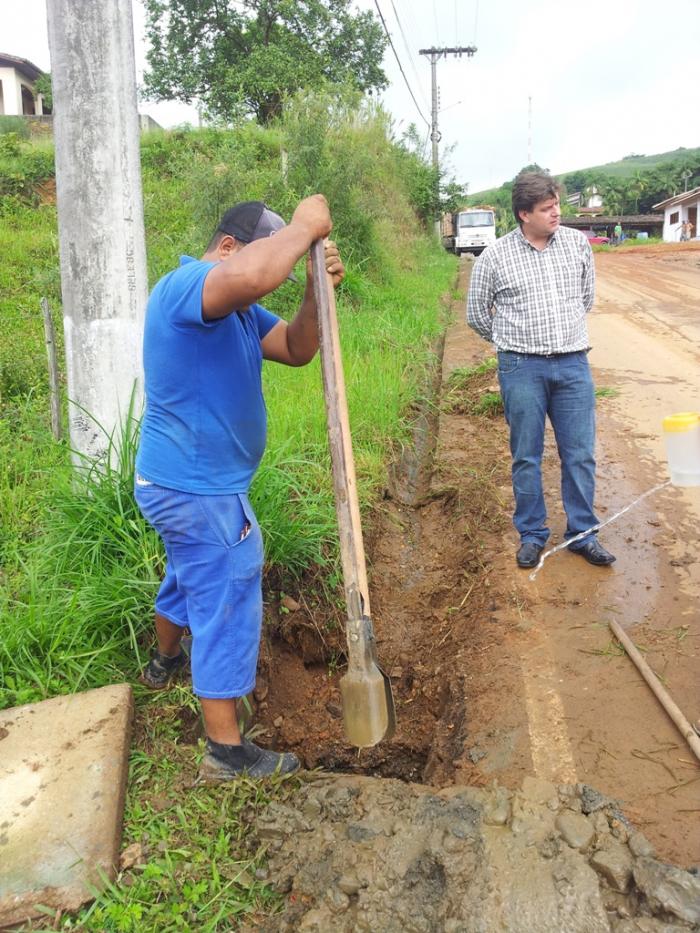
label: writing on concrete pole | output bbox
[419,46,477,237]
[47,0,148,466]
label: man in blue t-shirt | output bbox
[134,195,344,782]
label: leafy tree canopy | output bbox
[142,0,388,124]
[513,162,549,181]
[34,73,52,112]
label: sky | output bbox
[3,0,699,193]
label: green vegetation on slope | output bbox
[468,146,700,232]
[565,146,700,180]
[0,96,455,709]
[0,96,456,929]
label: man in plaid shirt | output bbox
[467,172,615,569]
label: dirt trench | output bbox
[255,261,511,788]
[244,247,700,929]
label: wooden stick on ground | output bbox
[41,297,62,440]
[609,619,700,763]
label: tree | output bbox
[393,126,467,226]
[142,0,388,124]
[562,170,589,194]
[628,170,648,213]
[603,179,625,216]
[34,73,53,112]
[512,163,550,181]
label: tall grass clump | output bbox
[0,407,165,709]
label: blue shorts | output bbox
[134,478,264,699]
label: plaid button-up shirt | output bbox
[466,224,595,354]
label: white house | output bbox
[0,53,47,116]
[565,185,605,212]
[653,186,700,242]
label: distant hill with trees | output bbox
[468,147,700,233]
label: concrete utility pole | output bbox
[419,46,477,237]
[46,0,148,465]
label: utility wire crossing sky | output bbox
[3,0,699,192]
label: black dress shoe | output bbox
[516,541,544,568]
[569,539,616,566]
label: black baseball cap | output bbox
[217,201,297,282]
[217,200,287,243]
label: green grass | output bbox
[442,357,503,417]
[592,236,664,252]
[0,119,456,929]
[0,119,456,711]
[59,743,299,931]
[0,243,454,712]
[595,386,620,399]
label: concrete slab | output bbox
[0,684,133,928]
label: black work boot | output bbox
[198,738,300,783]
[140,647,188,689]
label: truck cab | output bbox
[453,209,496,256]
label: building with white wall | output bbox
[0,53,47,116]
[653,187,700,242]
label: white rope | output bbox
[528,480,672,581]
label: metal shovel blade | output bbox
[339,616,396,748]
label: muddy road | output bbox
[256,243,700,883]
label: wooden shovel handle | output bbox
[311,239,371,620]
[610,620,700,762]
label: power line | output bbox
[386,0,430,110]
[373,0,431,128]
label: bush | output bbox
[0,136,55,203]
[0,117,29,139]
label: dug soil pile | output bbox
[248,774,699,931]
[248,247,699,929]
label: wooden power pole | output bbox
[419,46,477,237]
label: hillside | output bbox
[470,144,700,203]
[562,145,700,179]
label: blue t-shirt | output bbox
[136,256,281,494]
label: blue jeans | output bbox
[497,351,598,547]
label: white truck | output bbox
[442,207,496,256]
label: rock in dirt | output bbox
[633,857,700,924]
[578,783,614,815]
[556,811,595,852]
[590,843,634,893]
[613,921,693,933]
[280,595,301,612]
[119,842,145,871]
[248,775,699,933]
[629,831,656,859]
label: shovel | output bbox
[311,239,396,748]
